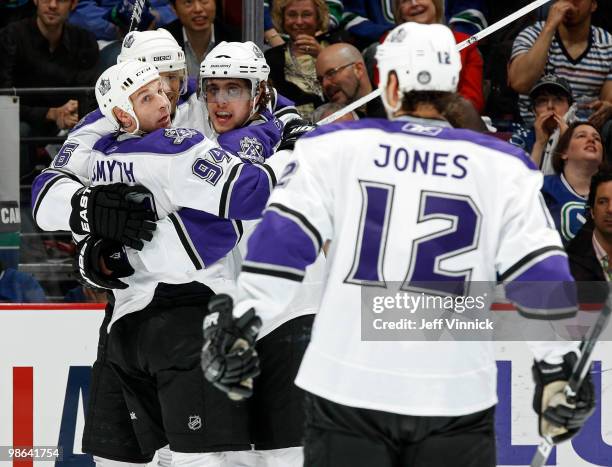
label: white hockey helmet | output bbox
[199,41,270,111]
[375,22,461,112]
[95,60,161,133]
[118,29,187,94]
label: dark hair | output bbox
[400,90,454,114]
[588,169,612,208]
[551,121,606,174]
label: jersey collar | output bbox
[392,115,452,128]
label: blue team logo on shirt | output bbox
[561,201,587,242]
[53,142,78,168]
[237,136,265,163]
[164,128,198,144]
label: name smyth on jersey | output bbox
[374,144,468,179]
[92,160,136,183]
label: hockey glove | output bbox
[277,118,317,151]
[109,0,155,31]
[532,351,595,443]
[201,294,262,401]
[69,184,156,251]
[76,236,135,290]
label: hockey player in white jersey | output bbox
[32,58,290,467]
[30,29,215,467]
[202,22,596,467]
[196,41,324,467]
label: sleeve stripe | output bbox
[242,263,305,282]
[219,164,242,218]
[275,106,299,118]
[32,172,67,221]
[168,213,205,270]
[499,246,566,282]
[50,168,83,184]
[268,202,323,251]
[260,163,277,187]
[515,306,577,321]
[233,219,244,243]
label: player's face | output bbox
[316,58,360,105]
[592,181,612,237]
[35,0,76,28]
[205,79,253,134]
[173,0,216,33]
[283,0,319,40]
[563,124,603,166]
[398,0,437,24]
[562,0,596,27]
[160,71,184,117]
[130,78,172,133]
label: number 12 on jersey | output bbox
[345,180,482,296]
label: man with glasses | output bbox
[315,42,386,118]
[510,74,574,173]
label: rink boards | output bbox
[0,305,610,467]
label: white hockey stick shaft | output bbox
[530,289,612,467]
[317,0,554,125]
[128,0,147,33]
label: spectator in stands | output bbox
[0,0,35,30]
[315,42,385,117]
[165,0,240,79]
[342,0,487,49]
[264,0,343,47]
[566,170,612,283]
[508,0,612,127]
[542,122,605,245]
[312,101,359,122]
[0,0,99,176]
[265,0,329,118]
[69,0,176,41]
[0,260,47,303]
[510,74,573,173]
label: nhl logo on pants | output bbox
[188,415,202,431]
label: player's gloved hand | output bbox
[201,294,262,401]
[277,118,317,151]
[532,351,595,443]
[69,184,156,251]
[75,236,135,290]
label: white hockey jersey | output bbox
[233,116,579,416]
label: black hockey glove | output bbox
[69,184,156,251]
[76,236,135,290]
[277,118,317,151]
[532,351,595,443]
[201,294,262,401]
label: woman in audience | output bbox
[265,0,329,118]
[542,122,606,245]
[386,0,484,113]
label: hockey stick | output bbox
[317,0,554,125]
[530,289,612,467]
[128,0,147,33]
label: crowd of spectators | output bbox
[0,0,611,301]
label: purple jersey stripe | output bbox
[93,128,205,155]
[226,166,273,220]
[302,119,536,170]
[245,210,318,272]
[504,254,577,318]
[31,171,62,212]
[175,208,239,267]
